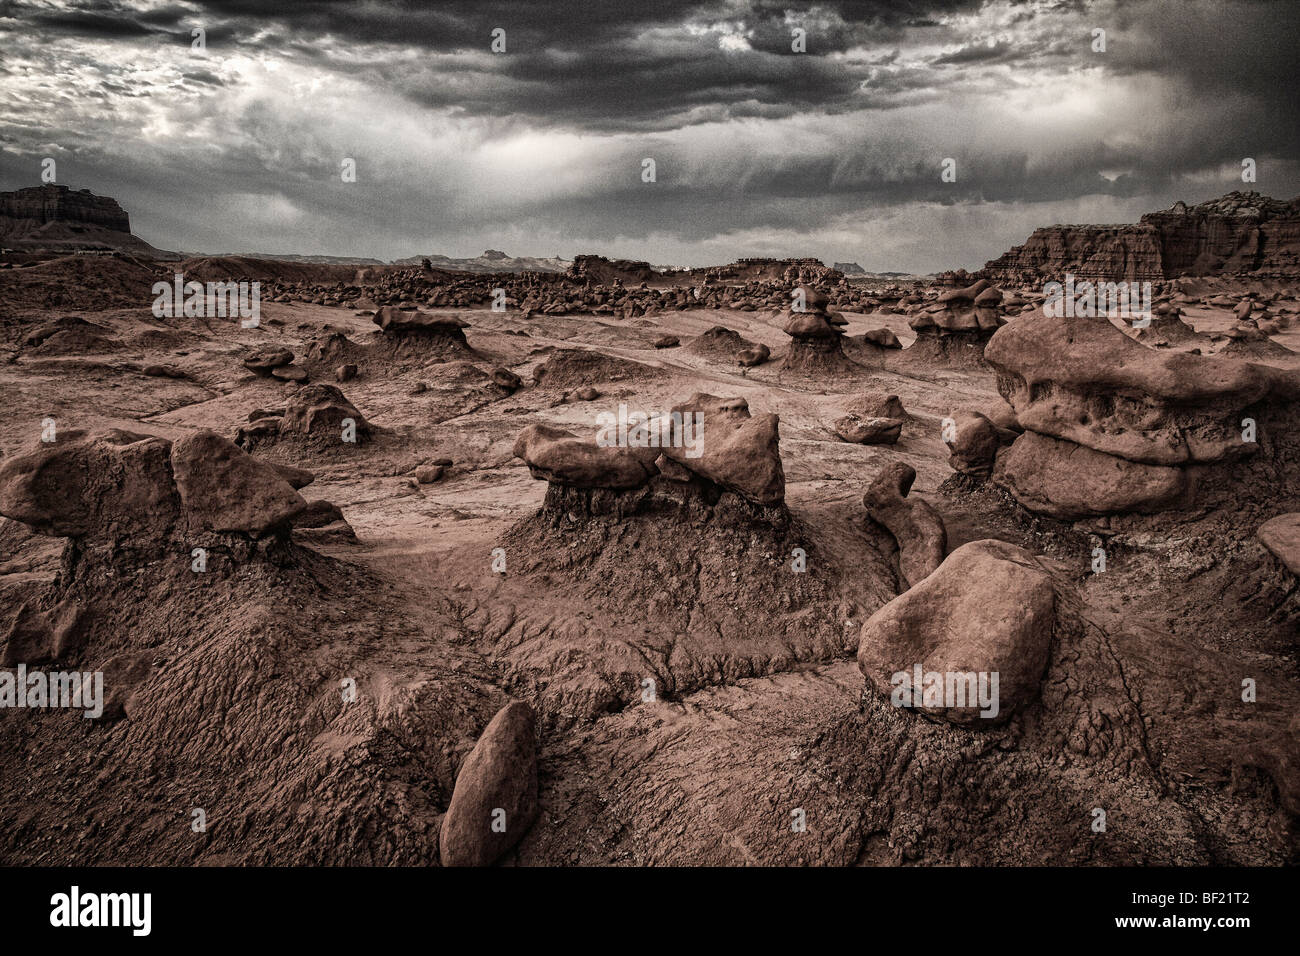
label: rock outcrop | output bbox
[982,191,1300,281]
[985,311,1300,519]
[0,428,305,548]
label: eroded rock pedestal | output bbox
[984,311,1300,521]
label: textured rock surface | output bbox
[987,311,1298,466]
[439,701,539,867]
[857,539,1056,725]
[982,191,1300,281]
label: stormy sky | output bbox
[1,0,1296,271]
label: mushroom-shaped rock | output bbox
[857,539,1056,725]
[660,393,785,505]
[170,431,307,535]
[514,423,658,490]
[862,462,947,589]
[986,311,1300,466]
[439,700,539,867]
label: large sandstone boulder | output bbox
[857,539,1056,725]
[170,431,307,535]
[994,431,1193,520]
[660,394,785,505]
[439,701,539,867]
[986,311,1299,466]
[0,428,306,544]
[0,429,179,539]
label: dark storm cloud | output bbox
[0,0,1296,270]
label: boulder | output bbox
[280,384,372,444]
[0,429,179,540]
[994,431,1192,520]
[857,539,1056,725]
[944,410,1017,478]
[660,394,785,505]
[170,431,307,535]
[986,311,1298,466]
[439,701,539,867]
[835,415,902,445]
[514,424,658,490]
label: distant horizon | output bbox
[5,178,1294,277]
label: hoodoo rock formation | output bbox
[903,279,1008,366]
[984,311,1300,519]
[982,191,1300,282]
[780,286,858,372]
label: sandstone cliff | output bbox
[981,191,1300,282]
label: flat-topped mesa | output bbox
[513,393,786,519]
[983,310,1300,520]
[0,184,130,233]
[780,285,858,371]
[0,429,306,566]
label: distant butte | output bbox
[981,191,1300,282]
